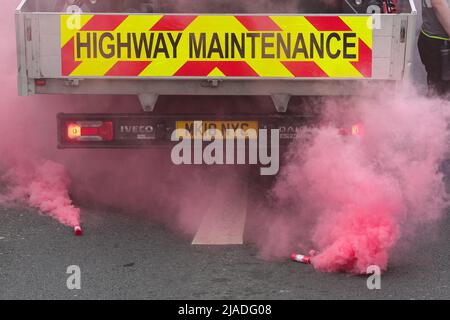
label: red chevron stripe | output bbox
[150,15,196,31]
[235,16,282,31]
[351,39,372,78]
[61,38,81,76]
[216,61,259,77]
[305,16,351,32]
[175,61,258,77]
[81,15,128,31]
[282,61,328,77]
[174,61,214,76]
[105,61,152,77]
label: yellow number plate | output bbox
[175,121,259,139]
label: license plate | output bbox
[175,121,259,139]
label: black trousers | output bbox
[418,32,450,97]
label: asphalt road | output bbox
[0,173,449,300]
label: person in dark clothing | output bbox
[418,0,450,97]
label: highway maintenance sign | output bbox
[61,15,373,78]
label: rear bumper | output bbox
[57,113,320,149]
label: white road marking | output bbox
[192,168,249,245]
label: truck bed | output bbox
[16,0,417,111]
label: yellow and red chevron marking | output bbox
[61,15,373,78]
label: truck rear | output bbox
[15,0,417,149]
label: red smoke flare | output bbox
[264,90,449,274]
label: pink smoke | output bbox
[0,0,219,234]
[0,0,84,227]
[258,89,450,274]
[0,159,80,227]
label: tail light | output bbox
[65,121,114,142]
[320,121,365,137]
[35,79,46,86]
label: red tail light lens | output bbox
[35,79,46,86]
[65,121,114,142]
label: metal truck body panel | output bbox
[16,0,417,100]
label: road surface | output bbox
[0,171,449,300]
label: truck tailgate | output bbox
[16,0,417,99]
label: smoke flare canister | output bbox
[291,253,311,265]
[74,226,82,236]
